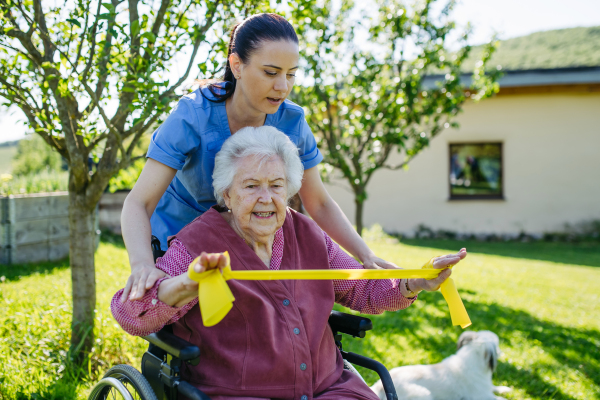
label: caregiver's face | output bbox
[224,155,288,240]
[236,40,299,114]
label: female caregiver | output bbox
[121,13,397,301]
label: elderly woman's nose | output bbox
[257,186,274,202]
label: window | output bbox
[449,143,503,199]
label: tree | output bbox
[291,0,500,235]
[0,0,265,362]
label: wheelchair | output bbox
[88,237,398,400]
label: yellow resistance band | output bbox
[188,252,471,329]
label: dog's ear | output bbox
[457,331,478,351]
[484,341,499,372]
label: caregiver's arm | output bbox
[121,159,177,301]
[299,166,397,269]
[111,244,227,336]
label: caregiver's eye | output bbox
[265,71,277,76]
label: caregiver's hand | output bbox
[409,248,467,293]
[121,264,167,302]
[361,254,401,270]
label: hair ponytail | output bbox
[200,13,298,103]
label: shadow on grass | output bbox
[341,292,600,399]
[0,257,70,282]
[99,230,125,249]
[400,239,600,268]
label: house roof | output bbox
[423,66,600,89]
[461,26,600,71]
[423,26,600,90]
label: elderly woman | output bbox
[111,126,466,400]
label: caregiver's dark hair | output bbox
[200,13,299,103]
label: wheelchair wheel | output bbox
[88,364,158,400]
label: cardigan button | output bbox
[293,328,300,335]
[283,299,290,306]
[301,396,308,400]
[300,363,307,371]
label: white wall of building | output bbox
[323,92,600,236]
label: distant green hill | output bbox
[462,26,600,71]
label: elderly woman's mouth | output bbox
[253,212,276,219]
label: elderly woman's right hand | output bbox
[180,251,230,292]
[407,248,467,294]
[192,251,230,274]
[155,251,230,308]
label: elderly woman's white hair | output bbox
[212,126,304,206]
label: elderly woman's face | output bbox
[224,155,288,239]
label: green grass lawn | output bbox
[0,230,599,399]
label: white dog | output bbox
[370,331,512,400]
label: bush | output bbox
[108,159,145,193]
[408,222,600,242]
[0,170,68,196]
[11,135,64,176]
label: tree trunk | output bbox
[68,191,96,363]
[355,197,364,237]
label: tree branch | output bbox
[2,16,44,65]
[32,0,54,61]
[124,111,159,141]
[80,80,127,157]
[80,1,102,89]
[72,0,93,75]
[0,42,36,64]
[94,0,119,102]
[161,0,220,98]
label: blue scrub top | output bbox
[147,87,323,250]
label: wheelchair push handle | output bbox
[143,329,200,362]
[328,310,373,338]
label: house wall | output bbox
[323,91,600,236]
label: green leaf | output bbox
[131,20,140,38]
[141,32,156,43]
[66,18,81,28]
[101,2,115,11]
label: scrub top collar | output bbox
[216,98,276,138]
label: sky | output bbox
[1,0,599,143]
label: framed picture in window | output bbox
[449,143,503,199]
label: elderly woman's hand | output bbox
[191,252,230,274]
[156,251,229,308]
[407,248,467,293]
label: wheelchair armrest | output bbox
[328,311,373,338]
[143,328,200,361]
